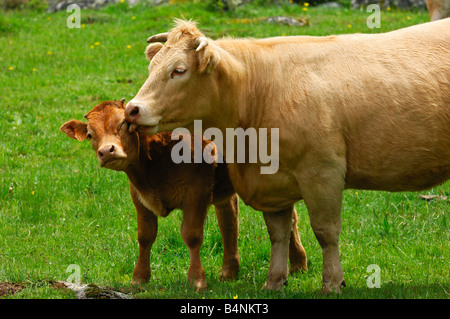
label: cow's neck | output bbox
[216,41,277,130]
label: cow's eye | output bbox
[171,68,186,78]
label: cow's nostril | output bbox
[129,106,139,117]
[98,150,104,157]
[110,145,115,153]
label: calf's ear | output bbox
[60,120,88,141]
[145,43,163,62]
[195,36,220,73]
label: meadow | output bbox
[0,1,448,299]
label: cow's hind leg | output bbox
[262,207,293,291]
[289,207,308,273]
[214,193,240,281]
[181,200,209,291]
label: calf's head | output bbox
[60,99,139,171]
[125,19,221,135]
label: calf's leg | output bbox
[130,186,158,285]
[262,207,293,291]
[181,201,208,291]
[289,207,308,273]
[214,193,240,280]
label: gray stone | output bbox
[47,0,118,12]
[46,0,165,13]
[266,16,308,27]
[57,281,133,299]
[351,0,427,9]
[320,1,343,9]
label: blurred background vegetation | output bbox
[0,0,395,13]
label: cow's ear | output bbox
[60,120,88,142]
[195,37,220,73]
[145,43,163,62]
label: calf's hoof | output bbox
[191,278,207,292]
[188,268,207,292]
[219,260,240,281]
[289,261,308,274]
[131,272,150,285]
[219,270,239,282]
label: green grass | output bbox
[0,2,448,299]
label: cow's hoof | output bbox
[321,280,345,294]
[262,279,287,291]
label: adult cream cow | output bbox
[125,19,450,293]
[426,0,450,20]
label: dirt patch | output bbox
[0,282,25,298]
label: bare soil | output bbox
[0,282,24,298]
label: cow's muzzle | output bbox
[125,101,160,135]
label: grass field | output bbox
[0,1,448,299]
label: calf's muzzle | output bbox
[98,144,118,166]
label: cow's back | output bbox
[219,18,450,200]
[332,20,450,191]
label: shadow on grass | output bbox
[127,279,448,299]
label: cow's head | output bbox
[60,99,140,171]
[125,19,221,135]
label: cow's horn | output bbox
[147,32,169,43]
[195,36,208,52]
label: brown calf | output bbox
[60,100,307,290]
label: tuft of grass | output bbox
[0,2,447,299]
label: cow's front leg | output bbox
[130,186,158,285]
[262,207,293,291]
[181,201,208,291]
[298,165,346,294]
[214,193,240,281]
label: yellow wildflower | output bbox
[9,66,14,71]
[304,2,309,6]
[94,42,100,46]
